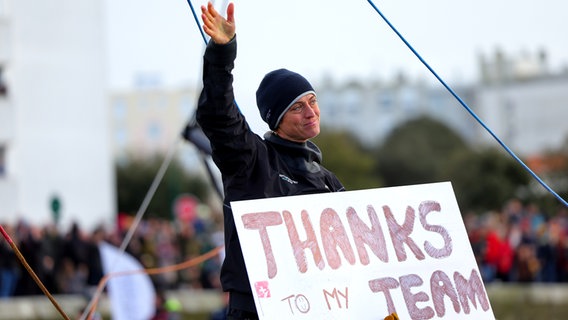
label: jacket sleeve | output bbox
[196,36,260,177]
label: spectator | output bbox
[0,224,20,298]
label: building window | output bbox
[317,93,335,116]
[115,128,127,148]
[344,90,360,115]
[156,93,168,109]
[401,88,417,113]
[147,121,162,141]
[379,92,393,111]
[0,145,5,176]
[113,98,127,120]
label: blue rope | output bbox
[366,0,568,208]
[185,0,242,111]
[185,0,209,45]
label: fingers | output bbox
[226,2,235,24]
[200,1,235,44]
[201,2,218,36]
[207,2,217,18]
[201,2,232,24]
[200,4,212,22]
[201,2,218,25]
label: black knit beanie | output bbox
[256,68,315,130]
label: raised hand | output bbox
[201,2,235,45]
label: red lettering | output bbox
[454,269,491,314]
[370,270,490,318]
[430,270,461,317]
[241,211,283,279]
[320,208,356,269]
[241,202,458,283]
[322,287,349,310]
[400,274,435,319]
[419,201,452,259]
[368,277,400,315]
[283,210,325,273]
[347,205,389,265]
[281,294,295,313]
[384,205,425,262]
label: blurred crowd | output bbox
[2,198,568,303]
[0,213,225,300]
[467,199,568,283]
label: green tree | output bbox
[313,129,382,190]
[115,154,210,220]
[443,148,530,213]
[521,147,568,215]
[375,116,468,186]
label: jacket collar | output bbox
[264,132,323,164]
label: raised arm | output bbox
[197,2,258,177]
[201,2,235,45]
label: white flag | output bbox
[98,241,156,320]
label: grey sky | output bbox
[105,0,568,132]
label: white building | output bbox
[0,0,115,230]
[317,75,477,147]
[475,76,568,157]
[475,50,568,157]
[317,49,568,159]
[109,83,202,171]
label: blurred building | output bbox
[0,1,115,230]
[317,74,478,147]
[317,49,568,158]
[475,49,568,157]
[109,79,202,171]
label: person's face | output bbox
[275,93,320,143]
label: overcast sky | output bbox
[105,0,568,132]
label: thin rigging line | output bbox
[2,2,219,320]
[366,0,568,208]
[80,140,180,320]
[85,245,224,319]
[186,0,209,44]
[81,1,228,318]
[185,0,242,111]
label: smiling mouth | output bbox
[304,119,319,127]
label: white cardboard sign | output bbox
[231,182,495,319]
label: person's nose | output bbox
[303,104,316,117]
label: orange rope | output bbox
[0,225,72,320]
[2,223,224,320]
[86,245,224,319]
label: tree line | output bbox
[315,116,566,215]
[116,116,568,219]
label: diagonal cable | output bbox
[80,139,180,320]
[81,1,231,319]
[366,0,567,208]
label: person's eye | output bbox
[291,104,303,113]
[309,99,317,106]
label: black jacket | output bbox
[196,36,344,312]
